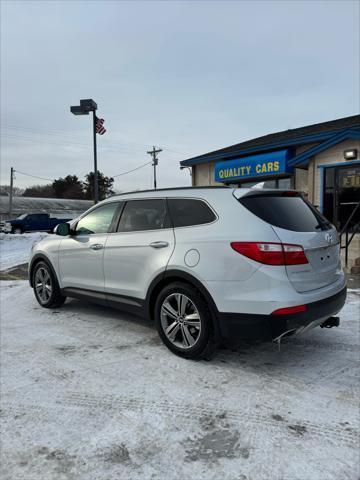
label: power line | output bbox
[1,132,144,153]
[113,162,152,177]
[2,124,191,156]
[11,161,155,183]
[14,169,53,181]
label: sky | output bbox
[1,0,359,193]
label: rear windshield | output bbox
[239,193,332,232]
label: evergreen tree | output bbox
[83,171,114,201]
[52,175,84,199]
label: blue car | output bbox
[1,213,72,234]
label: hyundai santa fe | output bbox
[29,187,346,359]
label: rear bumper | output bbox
[217,286,347,341]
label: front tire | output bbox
[33,261,66,308]
[12,227,23,234]
[154,282,217,359]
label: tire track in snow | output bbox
[48,391,360,449]
[3,391,358,448]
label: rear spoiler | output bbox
[233,189,302,200]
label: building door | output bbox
[323,164,360,230]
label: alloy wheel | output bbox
[35,267,53,305]
[160,293,201,349]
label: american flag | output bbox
[95,116,106,135]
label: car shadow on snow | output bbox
[213,330,358,389]
[58,297,353,384]
[60,297,155,332]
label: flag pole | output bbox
[92,110,99,204]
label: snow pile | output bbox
[0,232,48,270]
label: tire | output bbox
[32,261,66,308]
[12,227,23,234]
[154,282,217,359]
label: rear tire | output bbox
[154,282,217,359]
[33,261,66,308]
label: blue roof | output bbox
[288,128,360,167]
[180,115,360,167]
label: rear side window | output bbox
[118,199,170,232]
[239,194,331,232]
[168,199,216,228]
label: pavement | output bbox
[0,272,359,480]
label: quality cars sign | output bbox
[214,149,293,183]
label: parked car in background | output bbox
[28,187,346,359]
[0,221,12,233]
[1,213,72,234]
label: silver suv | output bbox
[29,187,346,358]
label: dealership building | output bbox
[180,115,360,230]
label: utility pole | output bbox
[147,146,162,189]
[9,167,14,218]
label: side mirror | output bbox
[54,223,71,236]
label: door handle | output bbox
[90,243,103,250]
[149,241,169,249]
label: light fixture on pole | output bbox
[70,99,99,203]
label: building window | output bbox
[239,177,291,189]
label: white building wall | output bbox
[193,163,222,186]
[193,163,210,186]
[294,168,309,195]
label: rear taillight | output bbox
[230,242,308,266]
[271,305,307,315]
[282,244,308,265]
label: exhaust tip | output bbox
[320,316,340,329]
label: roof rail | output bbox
[108,185,231,198]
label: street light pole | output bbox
[92,110,99,204]
[9,167,14,217]
[70,99,99,204]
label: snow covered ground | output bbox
[0,232,48,270]
[1,280,359,480]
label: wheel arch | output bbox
[145,269,221,338]
[29,253,58,288]
[12,224,24,234]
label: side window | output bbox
[168,199,216,227]
[76,202,119,235]
[118,199,170,232]
[34,214,47,221]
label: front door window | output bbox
[76,202,119,235]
